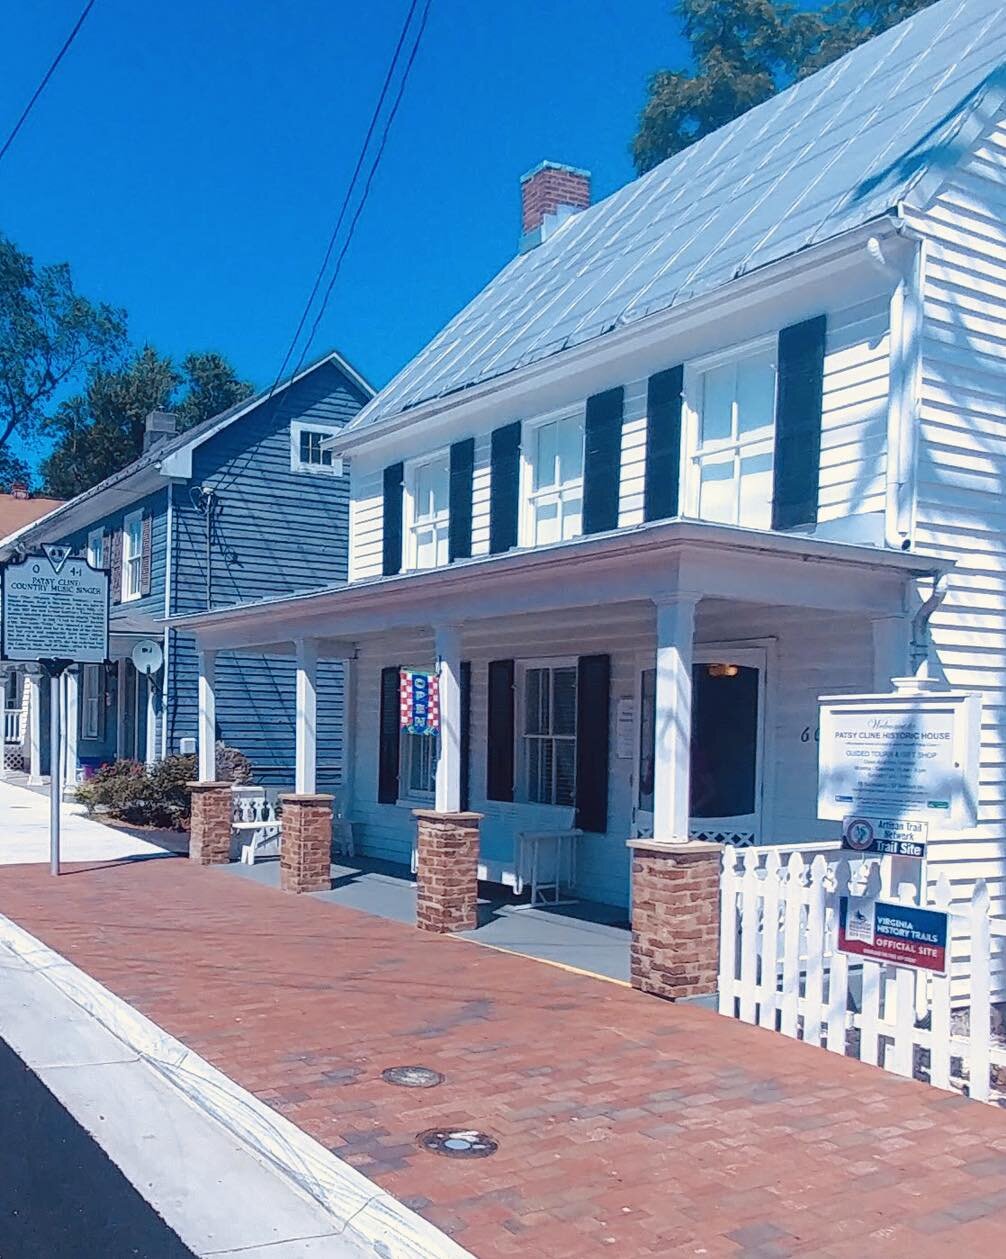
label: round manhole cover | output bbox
[382,1066,444,1089]
[416,1128,498,1159]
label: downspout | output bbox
[865,228,924,550]
[909,571,949,681]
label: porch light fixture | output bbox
[707,663,740,679]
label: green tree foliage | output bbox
[632,0,938,173]
[39,346,253,498]
[0,447,33,493]
[0,234,126,450]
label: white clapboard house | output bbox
[174,0,1006,922]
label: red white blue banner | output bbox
[400,669,440,735]
[838,896,948,974]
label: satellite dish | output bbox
[132,639,163,675]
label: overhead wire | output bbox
[0,0,97,167]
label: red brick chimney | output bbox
[519,161,591,252]
[9,481,28,500]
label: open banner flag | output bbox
[400,669,440,735]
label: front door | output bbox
[632,645,767,844]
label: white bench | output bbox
[514,829,582,907]
[234,788,282,865]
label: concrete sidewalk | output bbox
[0,853,1004,1258]
[0,933,373,1257]
[0,778,165,865]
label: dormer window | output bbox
[404,452,450,570]
[685,341,776,530]
[519,409,585,547]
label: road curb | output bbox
[0,911,474,1259]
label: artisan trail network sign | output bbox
[0,549,110,663]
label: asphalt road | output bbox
[0,1037,196,1259]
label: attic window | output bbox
[290,421,344,475]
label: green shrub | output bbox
[77,746,251,829]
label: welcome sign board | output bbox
[818,689,980,833]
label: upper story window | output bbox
[121,509,144,602]
[520,660,577,807]
[520,410,585,547]
[686,341,777,530]
[404,452,449,571]
[87,528,105,569]
[290,421,344,475]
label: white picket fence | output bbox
[718,845,1006,1102]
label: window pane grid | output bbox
[408,456,449,569]
[523,666,577,806]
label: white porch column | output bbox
[434,624,462,813]
[652,594,700,844]
[294,638,319,795]
[197,648,217,781]
[341,651,358,812]
[871,615,911,692]
[0,669,8,781]
[27,670,42,786]
[63,668,80,791]
[145,672,158,767]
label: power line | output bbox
[270,0,424,394]
[291,0,432,380]
[0,0,97,168]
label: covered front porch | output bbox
[174,519,939,983]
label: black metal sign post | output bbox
[39,659,72,876]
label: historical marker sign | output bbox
[1,551,109,663]
[837,895,949,974]
[818,688,980,832]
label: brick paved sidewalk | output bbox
[1,857,1004,1258]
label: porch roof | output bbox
[167,520,952,656]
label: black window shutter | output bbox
[583,387,624,535]
[644,365,684,522]
[772,315,827,531]
[459,660,471,812]
[574,654,610,833]
[378,665,401,803]
[489,422,521,554]
[448,438,474,562]
[382,462,404,576]
[486,659,515,801]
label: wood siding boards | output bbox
[906,114,1006,991]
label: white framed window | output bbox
[404,451,450,571]
[684,339,777,530]
[290,421,344,475]
[518,659,577,807]
[87,527,105,569]
[519,410,585,547]
[400,731,437,802]
[81,663,104,740]
[121,509,144,602]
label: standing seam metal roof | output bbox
[352,0,1006,431]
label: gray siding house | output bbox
[0,351,372,789]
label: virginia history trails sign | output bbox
[0,547,109,663]
[837,895,949,974]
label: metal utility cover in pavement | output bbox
[381,1066,444,1089]
[416,1129,498,1159]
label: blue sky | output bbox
[0,0,687,468]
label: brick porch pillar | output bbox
[279,794,333,894]
[188,782,233,865]
[629,839,722,1001]
[413,810,482,933]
